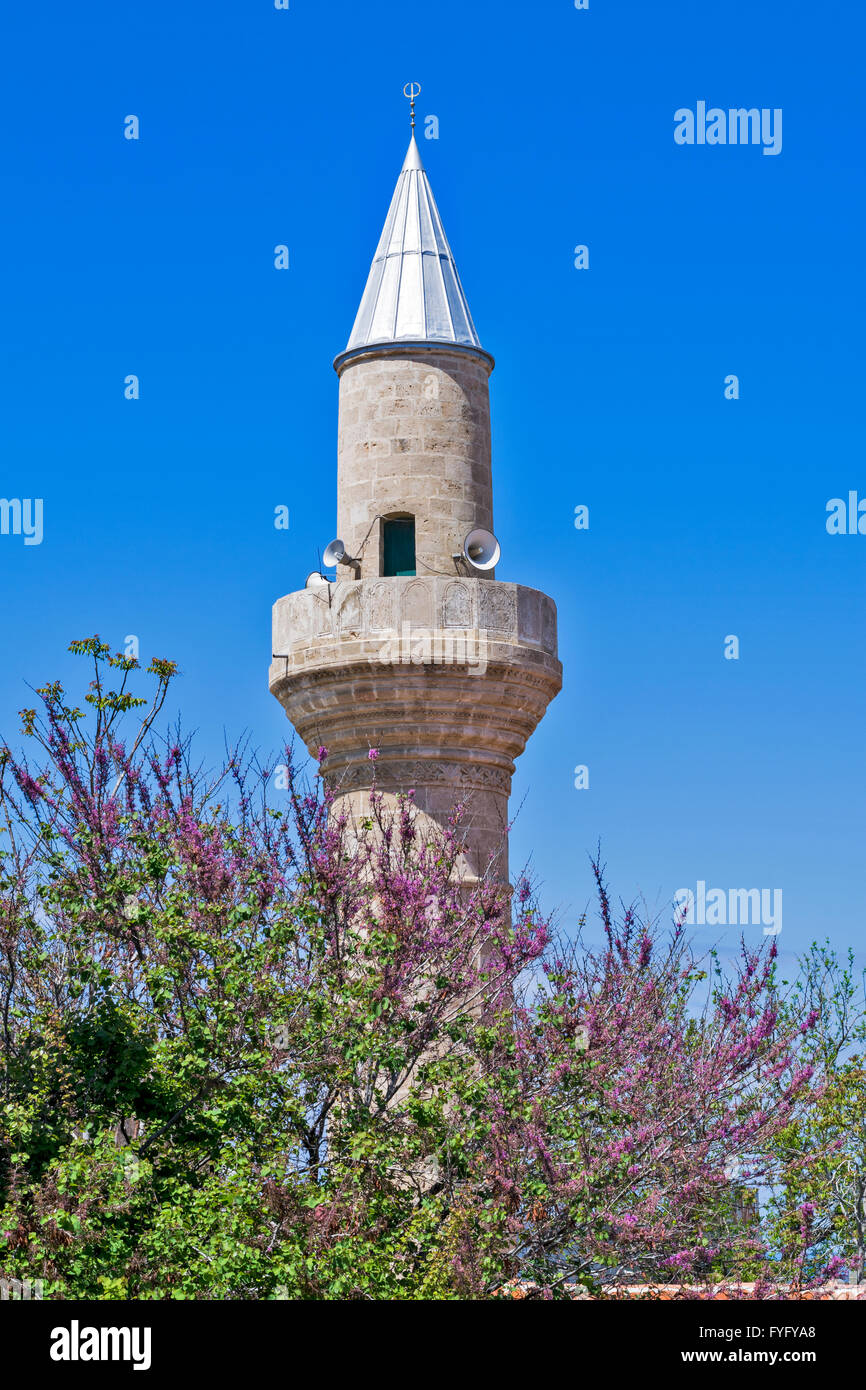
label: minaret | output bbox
[270,98,561,885]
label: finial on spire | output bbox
[403,81,421,134]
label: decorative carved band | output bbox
[324,759,512,796]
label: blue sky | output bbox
[0,1,863,968]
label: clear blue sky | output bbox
[0,1,863,968]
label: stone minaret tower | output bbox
[270,120,561,885]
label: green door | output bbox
[383,518,416,577]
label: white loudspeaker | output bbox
[305,571,328,590]
[322,538,347,567]
[462,528,500,571]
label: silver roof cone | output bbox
[344,134,483,354]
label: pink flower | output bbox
[368,748,379,762]
[317,746,328,762]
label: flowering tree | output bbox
[496,866,824,1292]
[0,639,846,1298]
[765,943,866,1284]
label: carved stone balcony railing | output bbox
[270,575,558,673]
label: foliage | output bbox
[765,943,866,1282]
[0,639,856,1298]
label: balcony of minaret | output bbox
[268,575,560,881]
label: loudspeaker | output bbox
[462,527,500,571]
[322,538,347,567]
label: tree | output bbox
[491,865,824,1292]
[0,639,842,1298]
[766,942,866,1284]
[0,638,548,1297]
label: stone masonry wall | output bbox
[335,346,495,581]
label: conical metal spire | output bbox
[344,135,483,353]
